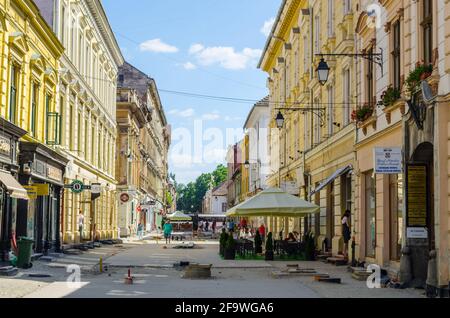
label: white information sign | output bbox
[374,147,402,174]
[281,181,299,195]
[91,184,101,194]
[406,227,428,239]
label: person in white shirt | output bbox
[78,210,85,241]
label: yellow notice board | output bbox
[32,184,50,196]
[406,165,427,227]
[23,186,38,200]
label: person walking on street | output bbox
[78,210,85,241]
[259,224,266,243]
[163,220,173,245]
[205,220,210,232]
[137,222,144,240]
[212,220,217,234]
[342,210,351,259]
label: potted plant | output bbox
[254,230,263,254]
[303,231,316,261]
[380,85,401,107]
[265,232,274,261]
[219,229,228,256]
[224,234,236,260]
[406,61,433,95]
[351,103,374,123]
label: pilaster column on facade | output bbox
[435,94,449,287]
[317,189,328,251]
[332,177,343,256]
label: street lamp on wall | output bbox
[244,160,250,170]
[276,111,285,129]
[315,50,384,86]
[316,58,330,86]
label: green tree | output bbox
[212,164,227,187]
[173,164,229,213]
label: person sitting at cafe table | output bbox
[285,232,297,242]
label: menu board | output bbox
[406,165,428,227]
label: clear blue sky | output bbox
[103,0,281,184]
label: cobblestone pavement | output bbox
[1,240,426,298]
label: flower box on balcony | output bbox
[406,61,433,96]
[383,99,406,124]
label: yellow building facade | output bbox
[259,0,356,254]
[0,0,66,256]
[34,0,124,244]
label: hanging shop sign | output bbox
[32,183,50,196]
[374,147,402,174]
[406,164,428,238]
[120,193,130,203]
[23,186,38,200]
[64,180,87,194]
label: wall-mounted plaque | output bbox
[406,164,428,228]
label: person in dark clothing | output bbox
[205,221,209,232]
[342,210,351,259]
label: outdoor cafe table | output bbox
[274,240,302,256]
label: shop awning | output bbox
[0,170,29,200]
[310,165,353,196]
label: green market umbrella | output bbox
[167,211,192,221]
[226,188,320,217]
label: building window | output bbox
[222,202,227,213]
[304,112,310,150]
[9,65,18,124]
[59,96,65,146]
[314,15,320,54]
[389,174,403,261]
[365,170,376,258]
[366,47,375,106]
[303,35,309,74]
[392,21,401,90]
[328,0,334,37]
[77,112,82,156]
[422,0,433,65]
[344,0,352,15]
[69,103,74,149]
[46,94,61,145]
[327,86,334,136]
[85,113,89,162]
[343,69,351,126]
[314,99,321,145]
[31,83,39,137]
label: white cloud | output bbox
[189,44,263,70]
[189,43,205,55]
[261,17,275,37]
[168,108,195,118]
[139,39,179,53]
[225,116,244,122]
[202,111,221,121]
[183,62,197,70]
